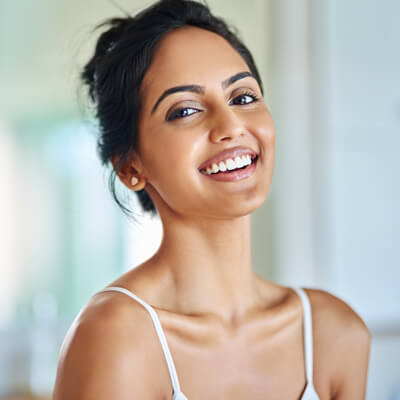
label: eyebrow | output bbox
[150,71,256,115]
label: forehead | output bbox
[141,26,250,101]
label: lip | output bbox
[201,156,259,182]
[198,146,258,172]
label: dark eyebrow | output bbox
[221,71,255,90]
[151,85,204,114]
[150,71,256,115]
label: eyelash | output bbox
[230,91,260,106]
[166,91,260,122]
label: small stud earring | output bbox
[131,176,139,186]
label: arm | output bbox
[306,289,372,400]
[332,317,371,400]
[52,297,160,399]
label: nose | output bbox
[208,104,246,143]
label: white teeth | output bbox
[234,156,244,168]
[218,161,227,172]
[211,163,219,173]
[204,154,255,175]
[226,158,236,170]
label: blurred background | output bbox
[1,0,399,399]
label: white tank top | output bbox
[96,286,320,399]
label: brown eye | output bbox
[166,107,201,121]
[230,93,259,105]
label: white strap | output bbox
[291,287,314,384]
[97,286,183,395]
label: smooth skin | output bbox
[53,26,371,399]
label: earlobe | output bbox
[129,175,147,191]
[111,151,147,191]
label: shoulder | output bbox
[303,288,371,399]
[303,288,371,341]
[53,290,165,399]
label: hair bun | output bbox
[81,17,132,103]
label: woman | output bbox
[53,0,371,399]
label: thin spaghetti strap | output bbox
[97,286,184,396]
[291,287,314,385]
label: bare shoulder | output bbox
[303,288,371,399]
[303,288,370,334]
[52,290,165,400]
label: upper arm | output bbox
[308,289,371,400]
[332,313,371,400]
[52,297,160,399]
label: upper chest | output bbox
[148,295,332,400]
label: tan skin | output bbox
[53,26,371,400]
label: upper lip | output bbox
[198,146,258,171]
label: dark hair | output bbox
[81,0,264,220]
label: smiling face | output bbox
[132,26,275,220]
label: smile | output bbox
[200,155,259,182]
[202,154,257,174]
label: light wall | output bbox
[1,0,399,399]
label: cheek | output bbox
[248,109,276,145]
[139,125,200,184]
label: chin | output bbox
[212,193,269,219]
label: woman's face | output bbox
[136,26,275,219]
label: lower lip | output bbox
[200,157,258,182]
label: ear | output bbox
[111,150,146,190]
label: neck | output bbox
[152,214,264,323]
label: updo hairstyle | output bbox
[81,0,264,219]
